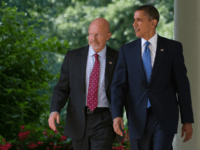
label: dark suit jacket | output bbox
[50,45,119,140]
[111,35,194,139]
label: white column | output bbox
[173,0,200,149]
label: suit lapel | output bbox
[80,46,89,99]
[105,46,115,90]
[149,36,166,84]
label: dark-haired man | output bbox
[111,5,194,150]
[48,18,119,150]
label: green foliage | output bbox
[155,0,174,39]
[2,0,174,51]
[54,0,174,51]
[0,3,68,140]
[112,127,130,149]
[0,124,72,149]
[0,135,6,145]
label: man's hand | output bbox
[181,123,193,143]
[113,117,124,136]
[48,112,60,131]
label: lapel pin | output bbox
[160,49,164,51]
[109,61,112,64]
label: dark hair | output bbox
[136,5,159,27]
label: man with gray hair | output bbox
[48,18,120,150]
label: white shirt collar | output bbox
[88,45,107,59]
[141,33,158,51]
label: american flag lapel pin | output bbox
[160,49,164,51]
[109,61,112,64]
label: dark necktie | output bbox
[87,53,100,111]
[142,41,152,108]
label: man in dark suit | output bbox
[111,5,194,150]
[48,18,119,150]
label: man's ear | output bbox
[106,32,112,41]
[152,19,158,28]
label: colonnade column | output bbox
[173,0,200,149]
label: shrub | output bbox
[0,124,72,150]
[0,2,68,140]
[0,125,130,150]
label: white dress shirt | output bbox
[85,46,109,107]
[141,33,158,67]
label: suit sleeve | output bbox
[50,52,70,114]
[111,47,129,119]
[172,42,194,123]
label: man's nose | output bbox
[133,21,136,27]
[93,35,98,40]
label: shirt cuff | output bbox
[50,111,59,116]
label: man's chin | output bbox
[90,45,100,50]
[135,33,141,38]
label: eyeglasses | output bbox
[87,32,110,38]
[88,34,102,38]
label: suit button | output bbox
[82,110,84,113]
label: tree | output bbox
[53,0,174,51]
[0,2,68,140]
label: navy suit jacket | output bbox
[111,35,194,139]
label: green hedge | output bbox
[0,2,68,140]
